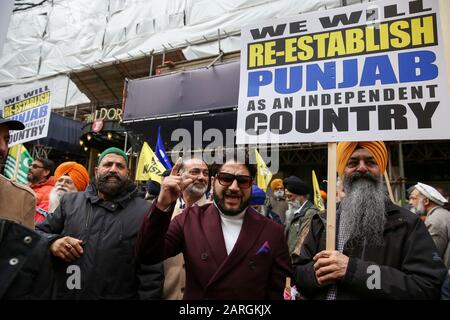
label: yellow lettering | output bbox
[390,20,411,48]
[327,31,346,57]
[313,33,329,58]
[297,36,313,61]
[284,38,298,63]
[411,16,435,45]
[345,28,365,54]
[248,43,264,68]
[264,41,277,66]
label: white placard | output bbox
[2,83,52,146]
[237,0,450,144]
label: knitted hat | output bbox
[98,147,128,164]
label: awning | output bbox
[123,61,240,122]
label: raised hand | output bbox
[156,158,193,211]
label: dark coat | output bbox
[0,219,54,299]
[36,182,163,300]
[136,202,292,300]
[293,201,447,299]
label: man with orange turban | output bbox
[294,140,447,299]
[47,162,89,213]
[268,178,288,223]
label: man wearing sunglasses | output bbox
[136,156,292,300]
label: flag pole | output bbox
[12,144,22,182]
[326,142,337,251]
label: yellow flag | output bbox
[255,149,272,191]
[135,142,166,183]
[312,170,325,210]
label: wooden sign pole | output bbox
[326,142,337,251]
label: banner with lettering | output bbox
[2,83,52,146]
[237,0,450,144]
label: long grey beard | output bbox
[341,173,387,248]
[48,188,64,213]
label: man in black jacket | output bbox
[37,147,163,299]
[293,141,447,299]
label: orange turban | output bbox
[336,141,387,176]
[54,161,90,191]
[270,178,283,191]
[320,190,327,201]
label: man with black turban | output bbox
[293,141,447,299]
[283,176,319,257]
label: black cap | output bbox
[0,116,25,130]
[283,176,310,196]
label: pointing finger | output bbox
[171,158,182,176]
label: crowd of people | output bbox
[1,115,449,300]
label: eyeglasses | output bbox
[30,164,44,169]
[216,172,253,189]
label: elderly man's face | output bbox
[409,189,427,215]
[0,125,10,166]
[181,158,209,198]
[55,175,78,194]
[344,148,381,181]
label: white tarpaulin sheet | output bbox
[0,0,339,87]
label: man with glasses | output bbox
[136,156,292,300]
[27,158,55,223]
[163,157,210,300]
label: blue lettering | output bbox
[39,105,48,118]
[274,66,302,94]
[338,59,358,88]
[248,70,272,97]
[29,108,39,121]
[399,50,438,83]
[360,55,397,86]
[306,62,336,91]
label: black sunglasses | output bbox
[216,172,253,189]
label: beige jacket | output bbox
[0,174,35,229]
[425,206,450,269]
[162,195,209,300]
